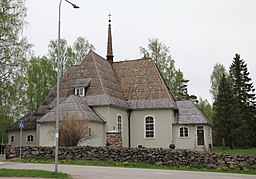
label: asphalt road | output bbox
[0,162,255,179]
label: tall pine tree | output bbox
[229,54,256,147]
[213,74,240,148]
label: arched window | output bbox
[10,135,15,143]
[179,127,189,138]
[88,128,92,136]
[27,134,34,142]
[117,115,122,132]
[144,116,155,138]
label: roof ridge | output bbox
[151,59,177,109]
[114,58,149,64]
[73,95,90,120]
[91,51,107,96]
[189,100,213,125]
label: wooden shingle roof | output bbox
[176,100,212,125]
[112,59,177,109]
[38,95,105,123]
[8,51,180,131]
[8,112,37,132]
[44,51,128,108]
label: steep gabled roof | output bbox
[43,51,128,108]
[112,59,177,109]
[8,112,37,132]
[38,95,105,123]
[176,100,212,125]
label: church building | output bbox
[8,18,212,151]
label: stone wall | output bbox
[6,146,256,169]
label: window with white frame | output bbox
[179,127,189,138]
[117,115,122,132]
[27,134,34,142]
[10,135,15,143]
[74,87,85,97]
[145,116,155,138]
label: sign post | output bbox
[19,120,24,160]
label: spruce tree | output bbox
[213,74,240,148]
[229,54,256,147]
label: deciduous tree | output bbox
[210,63,227,102]
[59,113,92,147]
[48,36,94,76]
[140,38,195,100]
[26,56,56,111]
[198,97,213,121]
[0,0,30,140]
[73,36,95,64]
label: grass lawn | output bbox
[211,147,256,155]
[14,157,256,175]
[0,168,71,178]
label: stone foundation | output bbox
[106,131,122,148]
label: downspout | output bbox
[128,109,133,148]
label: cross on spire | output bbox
[108,12,111,23]
[106,12,113,64]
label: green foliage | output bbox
[0,169,71,178]
[0,114,13,143]
[213,74,240,148]
[211,147,256,155]
[213,54,256,148]
[26,56,56,111]
[73,36,95,64]
[229,54,256,147]
[48,38,74,76]
[48,36,94,76]
[0,0,31,139]
[198,97,213,121]
[210,63,227,102]
[140,38,195,100]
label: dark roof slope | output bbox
[112,59,177,109]
[8,112,37,132]
[44,51,128,108]
[176,100,212,125]
[38,95,105,123]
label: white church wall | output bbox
[93,106,129,147]
[8,130,37,147]
[130,109,174,148]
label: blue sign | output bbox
[19,120,24,129]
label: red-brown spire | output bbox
[106,13,114,64]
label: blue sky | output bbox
[25,0,256,103]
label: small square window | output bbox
[75,87,85,97]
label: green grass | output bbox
[0,168,71,178]
[211,147,256,155]
[14,157,256,175]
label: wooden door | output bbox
[197,129,204,145]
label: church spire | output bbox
[106,13,114,64]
